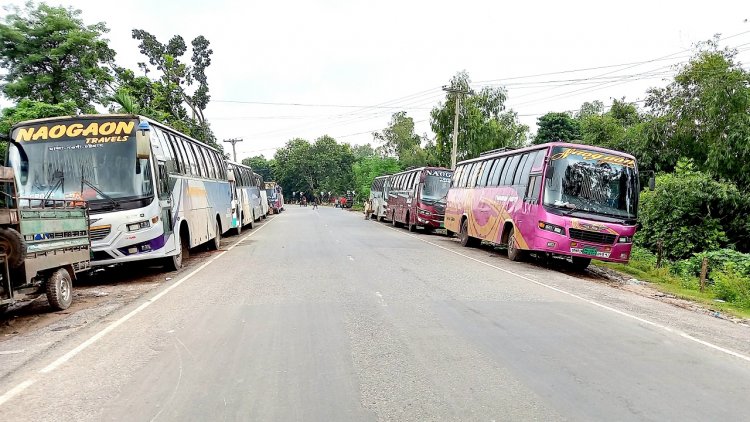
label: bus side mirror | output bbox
[648,176,655,191]
[2,132,29,184]
[136,121,151,159]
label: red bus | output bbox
[444,143,640,270]
[385,167,453,232]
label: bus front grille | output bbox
[90,225,112,241]
[569,228,616,245]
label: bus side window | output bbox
[525,174,543,203]
[479,159,494,186]
[513,154,530,186]
[157,161,170,199]
[518,152,536,189]
[166,133,185,174]
[501,155,520,186]
[489,157,506,186]
[468,162,483,187]
[531,149,546,171]
[452,165,463,187]
[192,144,208,178]
[458,163,472,187]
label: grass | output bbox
[593,259,750,319]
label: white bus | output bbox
[368,175,389,220]
[7,114,233,271]
[226,161,264,234]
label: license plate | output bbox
[582,246,598,256]
[439,222,445,228]
[571,247,611,259]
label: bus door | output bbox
[156,160,176,252]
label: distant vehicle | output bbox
[6,114,232,271]
[385,167,453,232]
[264,182,284,214]
[445,142,641,270]
[226,161,264,234]
[0,165,90,312]
[368,175,389,220]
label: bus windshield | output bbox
[421,170,452,202]
[543,146,638,219]
[9,118,153,209]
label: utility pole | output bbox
[223,138,243,162]
[442,85,471,170]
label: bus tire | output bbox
[392,213,402,228]
[234,217,242,236]
[164,229,189,271]
[46,267,73,311]
[459,218,479,247]
[247,213,254,230]
[571,257,591,271]
[507,227,525,262]
[407,213,416,232]
[0,227,27,269]
[208,218,221,251]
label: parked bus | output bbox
[367,175,389,220]
[264,181,284,214]
[227,161,264,234]
[258,174,270,218]
[385,167,453,232]
[6,114,233,271]
[445,142,639,270]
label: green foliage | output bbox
[241,156,274,182]
[637,162,750,260]
[0,2,116,111]
[431,71,528,166]
[0,99,77,161]
[672,249,750,281]
[374,112,435,168]
[273,136,355,197]
[712,264,750,307]
[534,112,580,144]
[352,156,401,200]
[646,39,750,186]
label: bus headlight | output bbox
[127,220,150,232]
[618,236,633,243]
[418,208,432,216]
[538,221,565,235]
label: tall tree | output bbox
[646,39,750,186]
[430,71,528,166]
[0,99,78,160]
[0,3,115,111]
[533,112,580,144]
[373,111,432,168]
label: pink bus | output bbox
[385,167,453,232]
[444,143,639,270]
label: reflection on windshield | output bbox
[9,139,153,203]
[543,147,637,219]
[421,173,452,202]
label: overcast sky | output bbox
[2,0,748,159]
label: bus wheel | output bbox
[234,218,242,236]
[571,257,591,271]
[46,267,73,311]
[209,219,221,251]
[507,227,525,262]
[164,233,188,271]
[407,214,416,232]
[459,219,479,247]
[247,213,254,230]
[392,213,402,228]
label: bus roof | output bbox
[226,160,254,171]
[388,166,452,177]
[10,113,225,154]
[456,141,636,166]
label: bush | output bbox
[672,249,750,281]
[712,264,750,307]
[637,161,750,260]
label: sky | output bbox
[2,0,749,160]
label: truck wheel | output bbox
[46,268,73,311]
[0,227,27,268]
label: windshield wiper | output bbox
[44,169,65,200]
[80,172,120,209]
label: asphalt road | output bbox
[1,206,750,421]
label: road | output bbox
[1,206,750,421]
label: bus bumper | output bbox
[533,234,633,263]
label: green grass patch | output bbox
[593,248,750,319]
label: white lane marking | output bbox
[387,226,750,364]
[0,217,277,405]
[347,255,354,261]
[0,350,25,355]
[0,379,36,406]
[375,291,387,307]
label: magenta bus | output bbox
[385,167,453,232]
[444,143,639,269]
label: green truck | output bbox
[0,166,91,312]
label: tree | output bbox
[646,39,750,186]
[431,71,528,166]
[0,99,78,160]
[273,136,355,197]
[534,112,580,144]
[241,156,274,182]
[352,156,401,200]
[127,29,222,151]
[351,143,376,160]
[0,3,116,112]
